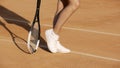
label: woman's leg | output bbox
[53,0,80,34]
[45,0,79,53]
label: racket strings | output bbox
[28,23,39,53]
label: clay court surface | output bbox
[0,0,120,68]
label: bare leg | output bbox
[53,0,80,34]
[45,0,79,53]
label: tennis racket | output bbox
[27,0,41,54]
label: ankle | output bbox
[53,29,59,35]
[50,29,59,40]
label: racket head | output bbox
[27,22,40,54]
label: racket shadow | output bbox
[0,21,30,54]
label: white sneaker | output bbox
[45,29,58,53]
[56,41,71,53]
[45,29,71,53]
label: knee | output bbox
[58,2,64,10]
[69,0,80,10]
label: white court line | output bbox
[1,17,120,37]
[71,51,120,62]
[0,38,120,62]
[41,24,120,37]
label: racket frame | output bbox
[27,0,41,54]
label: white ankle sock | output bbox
[50,29,59,40]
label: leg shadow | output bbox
[0,5,30,31]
